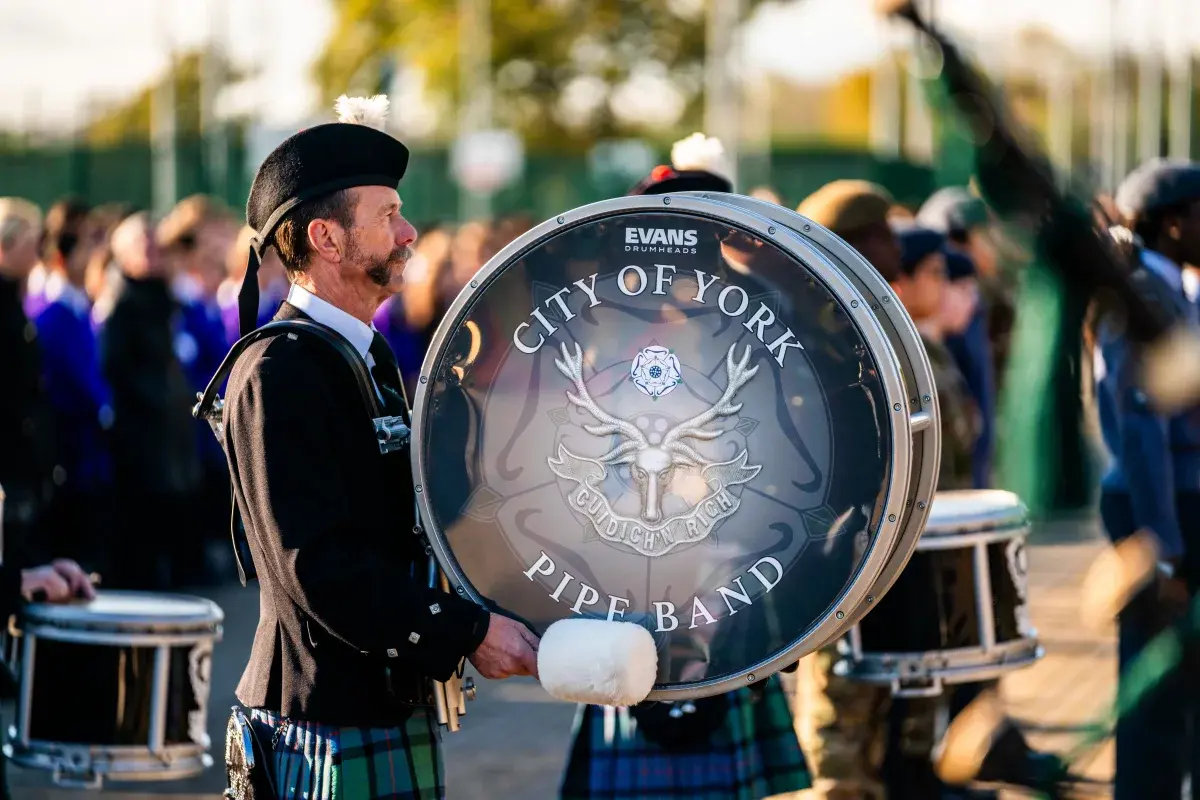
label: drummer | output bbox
[0,555,94,797]
[791,180,979,798]
[217,95,538,799]
[558,133,813,800]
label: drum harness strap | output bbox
[193,318,417,590]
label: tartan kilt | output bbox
[559,676,811,800]
[246,707,444,800]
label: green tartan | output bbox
[560,676,811,799]
[247,707,444,799]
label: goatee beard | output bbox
[365,245,412,288]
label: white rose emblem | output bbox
[630,346,683,398]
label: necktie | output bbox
[368,332,408,417]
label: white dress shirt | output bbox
[286,283,387,404]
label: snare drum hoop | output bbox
[922,490,1030,538]
[842,636,1043,683]
[688,193,941,632]
[18,591,224,637]
[411,194,917,700]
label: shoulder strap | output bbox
[194,318,383,423]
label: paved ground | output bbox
[4,517,1119,799]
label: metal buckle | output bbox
[374,416,411,454]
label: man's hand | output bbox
[52,560,96,600]
[20,560,96,603]
[468,613,539,680]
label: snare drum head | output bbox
[21,590,224,632]
[412,196,915,698]
[925,490,1029,536]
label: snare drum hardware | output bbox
[838,490,1043,696]
[3,591,224,788]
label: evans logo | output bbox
[625,228,699,247]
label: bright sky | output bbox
[0,0,1196,133]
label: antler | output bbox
[662,344,758,451]
[554,342,648,462]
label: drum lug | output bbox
[52,765,103,790]
[891,676,943,698]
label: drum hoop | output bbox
[687,193,941,631]
[18,591,224,634]
[410,194,919,700]
[17,626,222,648]
[915,524,1030,549]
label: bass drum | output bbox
[5,591,223,787]
[685,192,940,629]
[411,194,936,700]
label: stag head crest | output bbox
[553,342,758,523]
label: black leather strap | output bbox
[195,318,383,423]
[194,318,391,587]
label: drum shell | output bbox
[5,591,223,786]
[839,491,1042,693]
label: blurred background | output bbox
[1,0,1199,797]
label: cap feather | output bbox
[670,132,728,176]
[334,94,390,130]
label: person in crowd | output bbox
[99,211,202,591]
[1097,159,1200,800]
[219,224,289,345]
[32,196,114,570]
[919,188,998,488]
[560,135,811,800]
[158,195,239,584]
[0,197,56,567]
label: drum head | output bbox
[412,196,916,699]
[686,193,940,629]
[925,490,1029,536]
[21,590,224,633]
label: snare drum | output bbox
[838,490,1042,696]
[3,591,224,787]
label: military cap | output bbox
[916,186,989,238]
[944,248,976,282]
[796,180,894,237]
[628,133,733,196]
[239,95,409,337]
[1115,158,1200,219]
[892,222,946,276]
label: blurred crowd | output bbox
[0,191,536,591]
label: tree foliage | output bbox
[315,0,767,152]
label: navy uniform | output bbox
[219,101,492,800]
[1098,159,1200,800]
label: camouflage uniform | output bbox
[792,336,978,799]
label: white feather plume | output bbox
[334,94,390,130]
[670,132,728,176]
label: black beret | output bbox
[236,96,409,338]
[892,222,946,276]
[628,165,732,196]
[917,186,989,237]
[944,248,976,282]
[1115,158,1200,218]
[247,123,409,243]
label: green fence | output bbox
[0,137,935,222]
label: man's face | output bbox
[344,185,418,294]
[1,224,42,279]
[190,220,236,296]
[895,251,947,321]
[65,217,104,285]
[844,222,902,283]
[112,216,163,279]
[940,276,980,335]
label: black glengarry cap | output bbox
[239,95,409,337]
